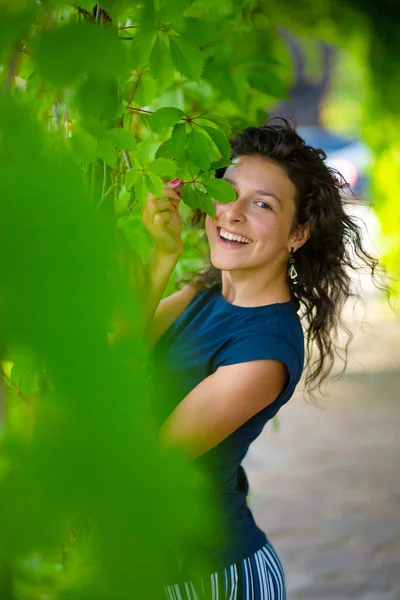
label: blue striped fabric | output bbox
[164,542,286,599]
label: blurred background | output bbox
[244,28,400,600]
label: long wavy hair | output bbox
[178,118,390,400]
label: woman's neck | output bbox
[221,268,291,308]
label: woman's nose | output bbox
[216,198,246,222]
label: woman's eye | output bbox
[255,200,272,210]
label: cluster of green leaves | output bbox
[15,0,290,228]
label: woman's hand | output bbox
[142,179,184,257]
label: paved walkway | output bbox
[244,294,400,599]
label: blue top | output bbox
[150,286,304,581]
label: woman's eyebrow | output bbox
[223,177,282,205]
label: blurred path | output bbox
[244,294,400,600]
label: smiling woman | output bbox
[138,119,390,600]
[204,155,308,309]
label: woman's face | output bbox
[205,155,299,274]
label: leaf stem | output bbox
[95,182,116,212]
[101,161,107,201]
[126,106,153,115]
[127,71,143,108]
[1,369,29,404]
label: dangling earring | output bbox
[288,248,299,286]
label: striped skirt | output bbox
[164,541,286,600]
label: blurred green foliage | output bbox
[0,1,295,598]
[271,0,400,295]
[0,0,398,598]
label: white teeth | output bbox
[219,228,251,244]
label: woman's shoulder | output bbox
[147,284,201,347]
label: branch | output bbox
[5,42,23,92]
[122,150,132,171]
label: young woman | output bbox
[138,120,386,600]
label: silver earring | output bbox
[288,248,299,286]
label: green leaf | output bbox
[76,77,118,120]
[202,178,236,203]
[70,129,98,164]
[97,139,117,168]
[34,22,127,87]
[201,125,231,161]
[130,30,155,69]
[203,58,239,104]
[145,172,164,197]
[116,189,131,213]
[155,122,187,162]
[148,158,177,178]
[125,168,140,191]
[149,34,174,89]
[137,139,156,167]
[133,173,147,205]
[170,36,204,81]
[10,355,31,389]
[108,128,137,151]
[181,185,215,218]
[169,123,187,161]
[133,72,157,106]
[19,368,40,396]
[178,17,219,46]
[157,0,192,21]
[199,114,232,137]
[83,118,109,141]
[149,107,185,135]
[155,139,173,159]
[139,0,156,35]
[187,128,212,172]
[210,158,234,172]
[247,70,289,99]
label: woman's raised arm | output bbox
[109,179,188,346]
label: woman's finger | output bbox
[162,189,181,203]
[153,198,178,211]
[165,178,183,191]
[154,212,172,225]
[144,201,178,222]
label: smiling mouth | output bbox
[216,227,253,247]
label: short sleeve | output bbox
[212,334,301,392]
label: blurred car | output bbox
[297,126,373,199]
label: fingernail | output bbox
[170,178,180,184]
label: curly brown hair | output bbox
[178,118,390,399]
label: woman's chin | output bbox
[210,253,241,271]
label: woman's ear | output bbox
[289,223,311,253]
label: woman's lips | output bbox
[216,227,252,248]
